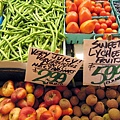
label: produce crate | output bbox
[94,33,120,40]
[111,0,120,16]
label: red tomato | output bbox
[49,105,62,120]
[65,11,78,25]
[98,18,106,24]
[105,19,112,27]
[95,3,102,8]
[92,12,97,16]
[105,28,113,33]
[111,23,118,30]
[66,0,72,7]
[90,5,95,13]
[104,5,111,12]
[94,6,102,15]
[97,28,105,34]
[100,23,107,30]
[66,22,80,33]
[94,22,101,32]
[108,15,116,23]
[106,12,111,16]
[66,2,77,13]
[99,11,107,16]
[44,90,62,106]
[103,1,110,7]
[74,0,84,7]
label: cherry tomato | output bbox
[97,28,105,34]
[104,5,111,12]
[105,19,112,27]
[98,18,106,24]
[100,23,107,30]
[111,23,118,30]
[103,1,110,7]
[99,11,107,16]
[108,15,116,23]
[105,28,113,33]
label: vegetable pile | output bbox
[0,0,65,62]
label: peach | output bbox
[36,107,47,120]
[0,98,15,115]
[0,87,4,96]
[34,85,44,98]
[18,106,37,120]
[16,99,28,108]
[26,93,35,107]
[0,113,9,120]
[11,87,27,102]
[25,82,35,93]
[86,94,98,106]
[9,107,21,120]
[2,80,14,97]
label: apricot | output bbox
[106,99,118,109]
[96,88,105,100]
[81,103,91,115]
[62,115,71,120]
[73,106,82,117]
[77,91,86,101]
[108,108,120,120]
[72,116,81,120]
[63,89,72,99]
[70,96,79,106]
[81,116,89,120]
[85,85,96,95]
[86,94,98,106]
[59,98,71,110]
[89,111,98,120]
[106,88,117,99]
[94,101,105,115]
[92,115,103,120]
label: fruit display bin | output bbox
[111,0,120,16]
[94,33,120,40]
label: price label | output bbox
[25,47,83,86]
[83,39,120,87]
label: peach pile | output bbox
[1,80,120,120]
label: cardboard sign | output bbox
[83,39,120,87]
[25,47,83,86]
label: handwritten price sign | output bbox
[25,48,83,86]
[83,39,120,87]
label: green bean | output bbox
[0,0,65,61]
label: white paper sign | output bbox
[83,39,120,87]
[25,47,83,86]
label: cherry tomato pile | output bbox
[65,0,119,34]
[94,15,119,34]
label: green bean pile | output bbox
[0,0,65,62]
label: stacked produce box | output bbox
[0,0,120,120]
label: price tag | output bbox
[83,39,120,87]
[25,47,83,86]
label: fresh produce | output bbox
[1,79,120,119]
[94,15,119,34]
[0,0,65,61]
[80,19,97,33]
